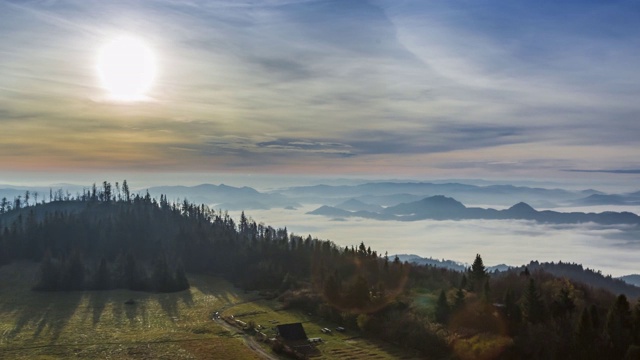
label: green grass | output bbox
[1,262,423,359]
[224,298,423,359]
[0,261,258,360]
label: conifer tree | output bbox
[454,287,465,311]
[348,275,370,309]
[575,307,595,359]
[522,279,544,323]
[94,257,110,290]
[469,254,487,291]
[604,294,633,358]
[435,289,450,323]
[504,287,521,332]
[60,250,85,291]
[34,250,60,291]
[174,261,190,291]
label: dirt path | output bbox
[213,317,279,360]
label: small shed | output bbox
[275,323,308,345]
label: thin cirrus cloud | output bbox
[0,0,639,179]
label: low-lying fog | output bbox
[228,205,640,277]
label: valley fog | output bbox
[229,205,640,277]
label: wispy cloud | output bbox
[566,169,640,175]
[0,0,639,180]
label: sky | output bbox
[1,0,640,186]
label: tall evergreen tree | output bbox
[60,250,85,291]
[34,250,60,291]
[435,289,450,323]
[454,287,465,312]
[604,294,633,358]
[469,254,487,292]
[504,287,521,332]
[122,180,130,203]
[521,279,544,324]
[323,273,341,304]
[94,257,110,290]
[174,261,189,291]
[348,275,370,309]
[575,307,596,359]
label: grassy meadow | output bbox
[0,261,258,359]
[0,262,422,360]
[221,299,423,360]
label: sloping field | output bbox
[0,261,259,360]
[0,262,423,359]
[223,299,423,360]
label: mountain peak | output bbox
[508,202,536,213]
[421,195,465,209]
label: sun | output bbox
[97,36,157,101]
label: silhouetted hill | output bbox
[279,181,592,207]
[508,261,640,299]
[0,201,87,228]
[307,205,353,217]
[383,195,466,219]
[145,183,298,210]
[619,274,640,287]
[354,193,422,207]
[570,193,640,206]
[308,195,640,225]
[395,254,467,271]
[335,199,384,213]
[396,254,511,272]
[507,202,537,217]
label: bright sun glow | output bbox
[97,36,157,101]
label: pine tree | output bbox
[469,254,487,292]
[94,257,110,290]
[454,287,465,311]
[604,294,633,358]
[124,253,139,290]
[459,274,467,290]
[633,299,640,344]
[122,180,130,203]
[521,279,544,323]
[575,307,595,359]
[348,275,370,309]
[34,250,60,291]
[174,261,190,291]
[60,250,85,291]
[551,286,575,320]
[152,254,172,292]
[504,287,521,332]
[435,289,450,323]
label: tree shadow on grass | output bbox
[0,263,84,344]
[87,290,109,326]
[156,289,194,322]
[2,290,85,343]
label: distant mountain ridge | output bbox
[279,181,600,208]
[5,181,640,211]
[145,183,299,210]
[395,254,510,272]
[335,198,384,213]
[619,274,640,287]
[570,192,640,206]
[308,195,640,225]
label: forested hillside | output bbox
[1,181,640,359]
